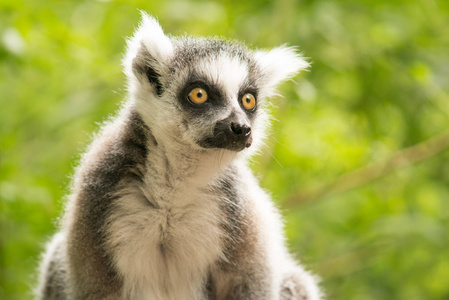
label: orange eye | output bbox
[242,93,256,111]
[188,87,208,104]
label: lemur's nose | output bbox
[199,112,253,151]
[230,123,251,137]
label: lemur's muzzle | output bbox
[198,113,253,151]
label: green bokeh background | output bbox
[1,0,449,299]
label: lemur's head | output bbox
[124,13,308,155]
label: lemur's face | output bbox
[165,43,263,152]
[125,15,308,154]
[180,79,255,152]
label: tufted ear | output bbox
[123,12,174,95]
[254,45,309,96]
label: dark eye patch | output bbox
[178,74,226,111]
[238,84,259,118]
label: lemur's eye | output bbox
[242,93,256,111]
[188,87,208,104]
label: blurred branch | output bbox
[313,241,392,280]
[286,130,449,206]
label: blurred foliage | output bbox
[1,0,449,299]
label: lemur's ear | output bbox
[254,45,309,97]
[123,12,174,96]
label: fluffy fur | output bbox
[37,13,321,300]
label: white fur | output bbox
[106,148,235,299]
[123,12,174,95]
[197,54,249,100]
[254,45,310,98]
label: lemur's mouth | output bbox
[197,113,252,152]
[198,122,252,152]
[199,133,252,152]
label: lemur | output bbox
[37,13,322,300]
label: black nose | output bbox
[230,123,251,136]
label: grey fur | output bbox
[37,14,321,300]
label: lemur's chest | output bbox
[108,179,225,299]
[154,189,223,251]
